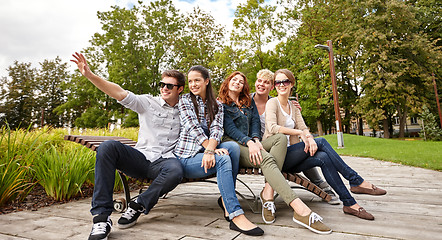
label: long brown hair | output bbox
[218,71,251,107]
[188,65,219,126]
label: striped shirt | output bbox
[174,93,224,159]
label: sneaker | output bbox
[322,186,340,205]
[88,214,112,240]
[259,189,276,224]
[118,200,145,229]
[292,211,332,234]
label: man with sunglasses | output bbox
[71,52,185,240]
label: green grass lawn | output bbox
[322,134,442,171]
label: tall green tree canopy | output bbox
[0,61,37,129]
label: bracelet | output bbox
[252,137,260,143]
[204,149,215,155]
[305,134,313,138]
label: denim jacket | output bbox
[223,99,261,146]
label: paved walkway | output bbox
[1,156,441,240]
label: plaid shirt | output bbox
[174,93,224,159]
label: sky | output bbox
[0,0,250,78]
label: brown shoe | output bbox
[343,206,375,220]
[293,211,332,234]
[260,189,275,224]
[350,184,387,195]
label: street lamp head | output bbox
[314,44,330,52]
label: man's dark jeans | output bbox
[283,137,364,206]
[91,140,183,216]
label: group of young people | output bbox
[71,52,386,240]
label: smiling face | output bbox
[160,76,182,105]
[255,77,273,97]
[274,72,294,97]
[188,70,208,99]
[228,74,245,94]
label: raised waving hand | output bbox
[71,52,93,78]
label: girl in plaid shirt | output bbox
[174,65,264,236]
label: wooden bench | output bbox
[65,135,331,213]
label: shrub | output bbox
[0,125,44,206]
[33,145,95,201]
[420,106,442,141]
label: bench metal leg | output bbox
[235,178,260,213]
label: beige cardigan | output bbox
[263,97,308,145]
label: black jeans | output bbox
[91,140,183,216]
[283,138,364,206]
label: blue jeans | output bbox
[178,141,243,220]
[91,140,183,216]
[283,137,364,206]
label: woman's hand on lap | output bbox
[308,138,317,156]
[300,134,310,154]
[201,153,215,173]
[215,148,229,155]
[247,141,263,166]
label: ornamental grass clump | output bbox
[33,144,95,201]
[0,125,44,206]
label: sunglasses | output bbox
[275,79,291,86]
[159,82,181,90]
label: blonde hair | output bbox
[257,69,274,85]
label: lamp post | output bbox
[315,40,344,148]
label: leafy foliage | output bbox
[0,0,440,136]
[347,0,439,137]
[175,7,226,88]
[231,0,279,72]
[36,57,70,127]
[33,145,95,201]
[0,125,44,206]
[0,62,37,129]
[420,106,442,141]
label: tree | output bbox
[412,0,442,125]
[55,48,111,128]
[0,61,37,129]
[231,0,279,80]
[420,105,442,140]
[276,0,345,134]
[60,0,186,127]
[348,0,439,138]
[36,57,69,127]
[174,7,226,88]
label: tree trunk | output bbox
[383,119,390,138]
[344,109,350,133]
[397,105,408,138]
[358,117,364,136]
[316,120,323,136]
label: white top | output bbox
[277,98,295,146]
[259,112,266,137]
[118,91,180,162]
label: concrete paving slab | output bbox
[0,156,441,239]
